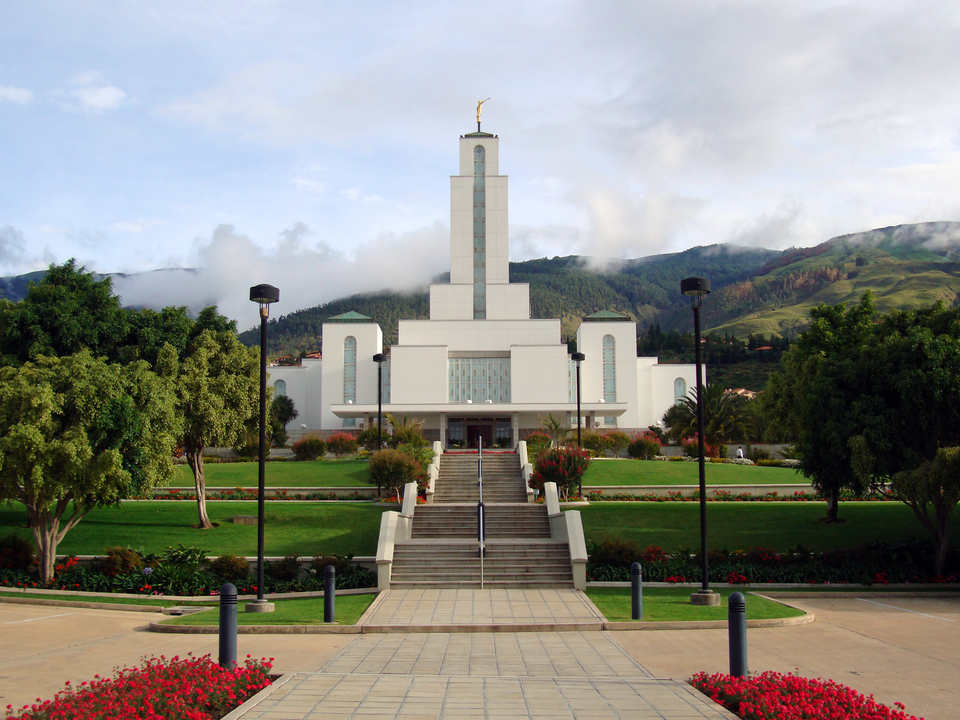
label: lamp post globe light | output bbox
[373,352,387,497]
[247,284,279,613]
[571,352,585,498]
[680,277,720,607]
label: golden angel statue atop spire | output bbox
[476,98,490,126]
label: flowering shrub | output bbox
[681,434,727,459]
[292,436,327,461]
[5,654,273,720]
[528,446,591,498]
[691,670,921,720]
[326,433,358,458]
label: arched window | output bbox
[274,379,286,397]
[343,336,356,426]
[674,377,687,403]
[603,335,616,425]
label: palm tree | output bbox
[662,383,752,447]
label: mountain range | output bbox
[3,221,959,359]
[236,221,960,356]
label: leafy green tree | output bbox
[888,447,960,576]
[762,293,877,522]
[0,351,178,583]
[0,259,129,366]
[163,330,260,529]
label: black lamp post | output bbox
[248,284,279,613]
[680,276,719,606]
[571,352,585,498]
[373,352,386,497]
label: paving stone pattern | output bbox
[232,625,736,719]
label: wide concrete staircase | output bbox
[432,453,528,503]
[389,451,575,589]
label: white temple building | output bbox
[270,126,698,446]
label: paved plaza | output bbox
[1,591,958,719]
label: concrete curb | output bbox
[148,622,362,634]
[147,612,814,634]
[0,596,164,613]
[220,673,297,720]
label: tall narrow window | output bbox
[473,144,486,319]
[274,379,286,397]
[343,336,356,426]
[603,334,617,426]
[674,377,687,403]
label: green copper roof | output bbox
[326,311,374,323]
[584,310,632,322]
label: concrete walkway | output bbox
[359,588,605,632]
[2,591,958,719]
[231,632,734,719]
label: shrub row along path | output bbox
[1,593,957,719]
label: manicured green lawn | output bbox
[161,594,377,626]
[586,587,805,622]
[3,500,953,560]
[579,502,960,553]
[0,502,389,557]
[583,459,801,486]
[169,459,371,488]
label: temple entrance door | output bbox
[467,425,493,449]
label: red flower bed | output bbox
[6,654,273,720]
[691,671,922,720]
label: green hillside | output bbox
[239,245,780,356]
[704,222,960,337]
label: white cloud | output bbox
[51,72,127,113]
[0,226,26,263]
[113,221,450,325]
[0,86,33,104]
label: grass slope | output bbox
[582,460,799,487]
[579,502,960,553]
[0,502,390,557]
[586,587,805,622]
[2,501,951,560]
[164,457,796,489]
[161,594,376,626]
[169,459,371,488]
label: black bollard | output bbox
[324,565,336,623]
[219,583,237,669]
[631,562,643,620]
[728,591,747,677]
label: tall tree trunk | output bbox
[934,507,951,577]
[825,489,839,523]
[26,498,85,585]
[30,511,59,586]
[185,441,213,529]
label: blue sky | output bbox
[2,1,960,325]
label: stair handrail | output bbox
[477,436,486,567]
[478,435,483,503]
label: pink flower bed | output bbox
[6,655,273,720]
[691,671,921,720]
